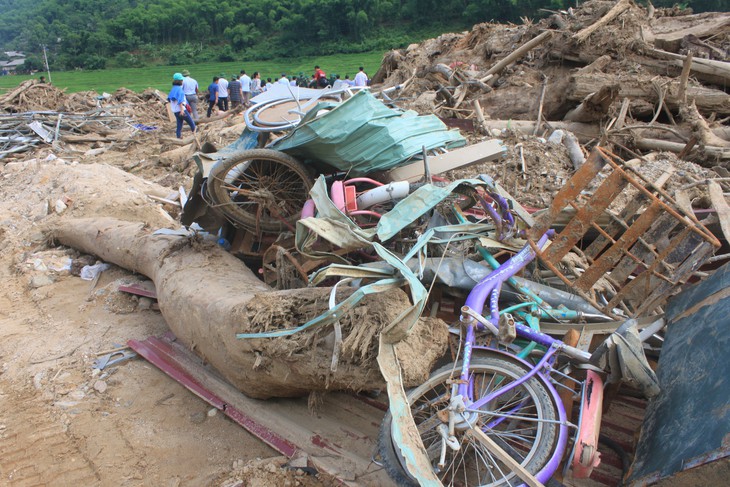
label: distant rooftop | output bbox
[4,51,25,58]
[0,59,25,68]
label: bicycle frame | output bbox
[451,230,603,484]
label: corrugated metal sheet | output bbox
[269,90,466,176]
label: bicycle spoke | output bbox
[382,356,560,487]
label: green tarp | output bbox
[268,90,466,176]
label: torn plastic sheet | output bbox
[195,128,260,178]
[268,90,465,176]
[591,322,661,398]
[363,257,606,316]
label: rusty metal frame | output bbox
[528,147,721,318]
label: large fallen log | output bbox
[635,137,730,161]
[643,48,730,87]
[478,120,730,147]
[52,218,448,399]
[645,11,730,52]
[159,143,195,167]
[567,72,730,115]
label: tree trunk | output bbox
[52,218,448,399]
[568,72,730,115]
[564,85,619,123]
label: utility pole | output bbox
[41,44,52,83]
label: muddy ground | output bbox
[0,110,340,485]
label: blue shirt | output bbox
[167,85,185,113]
[207,83,219,101]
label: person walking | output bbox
[206,76,219,117]
[168,72,196,139]
[229,75,242,109]
[217,74,229,111]
[240,70,252,106]
[278,73,289,85]
[354,66,368,87]
[181,69,199,121]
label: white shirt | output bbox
[252,78,261,91]
[218,78,229,97]
[278,76,289,85]
[240,74,251,92]
[354,71,368,87]
[182,77,198,95]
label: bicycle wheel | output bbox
[379,355,560,487]
[207,149,313,233]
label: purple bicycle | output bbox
[377,228,658,486]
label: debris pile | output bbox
[2,2,730,486]
[0,79,172,119]
[374,0,729,168]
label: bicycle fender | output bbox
[572,370,603,478]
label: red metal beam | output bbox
[128,335,299,458]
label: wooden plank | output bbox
[611,227,695,313]
[465,428,545,487]
[649,12,730,49]
[674,189,693,215]
[608,213,678,286]
[636,240,715,317]
[386,139,506,182]
[708,180,730,243]
[165,102,176,123]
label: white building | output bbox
[1,51,26,73]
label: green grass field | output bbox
[0,51,385,95]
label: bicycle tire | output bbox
[207,149,313,233]
[378,355,560,487]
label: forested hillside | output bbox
[0,0,725,71]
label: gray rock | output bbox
[30,274,55,288]
[93,380,108,393]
